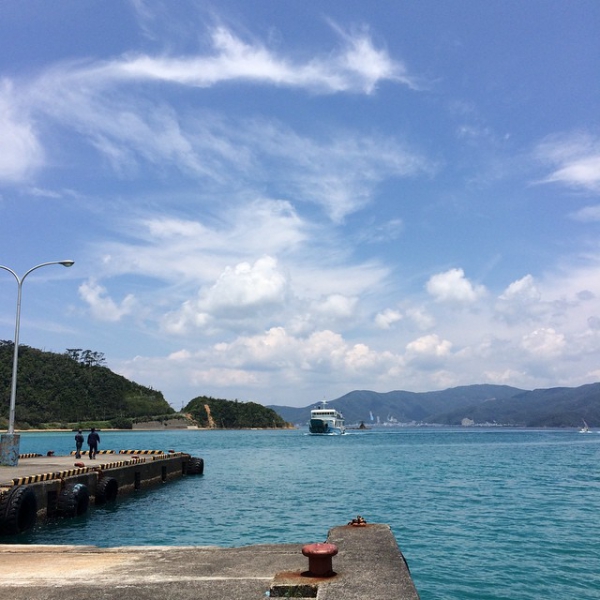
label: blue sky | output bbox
[1,1,599,409]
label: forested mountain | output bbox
[0,342,173,428]
[185,395,290,429]
[430,383,600,427]
[269,383,600,428]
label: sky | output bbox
[0,1,599,409]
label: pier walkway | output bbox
[0,523,420,599]
[0,451,190,486]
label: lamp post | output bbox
[0,260,74,466]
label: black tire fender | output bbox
[187,456,204,475]
[0,485,38,535]
[95,477,119,505]
[57,483,90,518]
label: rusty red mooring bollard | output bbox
[302,542,338,577]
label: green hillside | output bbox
[0,342,173,428]
[185,395,290,429]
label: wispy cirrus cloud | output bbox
[535,132,600,193]
[0,82,44,183]
[88,25,415,94]
[3,22,428,221]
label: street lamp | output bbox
[0,260,74,466]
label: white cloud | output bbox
[91,25,413,94]
[0,20,429,224]
[0,82,43,182]
[426,268,486,304]
[91,199,307,284]
[495,274,544,323]
[311,294,357,319]
[500,275,540,303]
[535,132,600,193]
[375,308,402,329]
[406,334,452,358]
[23,67,428,221]
[115,325,408,403]
[202,256,288,314]
[163,256,288,334]
[404,334,453,371]
[78,278,136,321]
[521,327,566,358]
[214,327,402,377]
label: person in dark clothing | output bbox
[87,427,100,460]
[75,429,84,459]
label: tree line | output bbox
[185,395,289,429]
[0,342,173,428]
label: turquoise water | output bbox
[5,428,600,600]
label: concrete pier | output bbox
[0,451,204,535]
[0,523,420,599]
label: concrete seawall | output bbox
[0,523,420,599]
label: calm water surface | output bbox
[5,428,600,600]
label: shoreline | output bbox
[2,426,297,433]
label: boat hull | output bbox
[309,418,345,435]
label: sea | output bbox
[3,427,600,600]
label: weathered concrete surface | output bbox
[0,454,133,486]
[320,524,420,599]
[0,524,420,599]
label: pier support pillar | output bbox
[0,433,20,466]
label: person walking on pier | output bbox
[87,427,100,460]
[74,429,84,459]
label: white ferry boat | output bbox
[309,402,346,435]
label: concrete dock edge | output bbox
[0,523,420,599]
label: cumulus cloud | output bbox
[403,334,453,370]
[213,327,402,377]
[426,268,486,304]
[500,275,541,303]
[495,274,544,323]
[163,256,289,334]
[535,132,600,192]
[78,279,136,321]
[521,327,566,358]
[203,256,288,313]
[406,334,452,358]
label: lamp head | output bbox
[60,260,75,267]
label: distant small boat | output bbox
[309,402,345,435]
[579,419,592,434]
